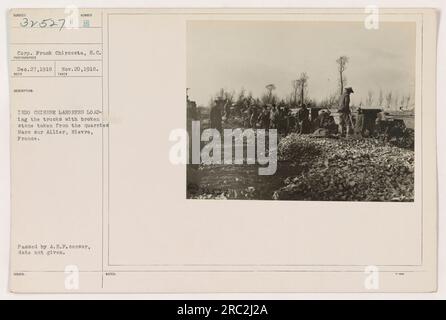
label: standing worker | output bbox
[210,97,225,132]
[250,104,259,129]
[269,104,279,129]
[338,87,354,137]
[224,101,231,121]
[355,107,366,136]
[282,106,291,135]
[258,105,270,130]
[244,103,252,127]
[297,104,310,134]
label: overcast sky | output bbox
[187,20,416,107]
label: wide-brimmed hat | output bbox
[345,87,354,93]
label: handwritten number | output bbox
[20,17,29,28]
[58,19,66,31]
[39,19,48,28]
[20,17,66,31]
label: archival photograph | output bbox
[186,20,416,202]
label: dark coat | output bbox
[339,93,351,114]
[258,110,270,129]
[210,104,222,130]
[297,107,309,122]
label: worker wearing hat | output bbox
[257,105,270,130]
[269,103,279,129]
[338,87,354,137]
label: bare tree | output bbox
[265,84,276,103]
[215,88,234,106]
[246,91,253,105]
[366,91,374,107]
[378,89,384,106]
[217,88,225,99]
[405,94,412,110]
[261,93,278,105]
[236,87,246,104]
[291,79,300,105]
[385,92,393,109]
[285,93,294,105]
[297,73,309,105]
[318,92,338,108]
[393,93,399,110]
[336,56,349,94]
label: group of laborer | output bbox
[209,86,355,137]
[245,102,312,135]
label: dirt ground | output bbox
[186,116,414,201]
[187,160,300,200]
